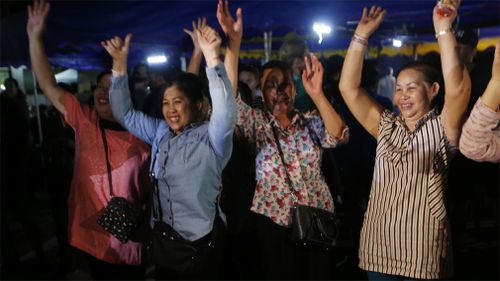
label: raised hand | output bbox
[27,0,50,39]
[196,26,222,68]
[216,0,243,44]
[184,17,206,52]
[101,34,132,61]
[101,34,132,73]
[433,0,460,32]
[302,53,324,100]
[354,6,386,39]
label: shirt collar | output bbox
[396,108,437,133]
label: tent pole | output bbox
[264,32,269,63]
[31,71,43,145]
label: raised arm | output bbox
[434,0,472,146]
[480,42,500,111]
[302,53,347,139]
[198,26,237,160]
[338,6,386,138]
[217,0,243,96]
[102,34,161,144]
[459,42,500,162]
[27,0,66,113]
[184,17,206,76]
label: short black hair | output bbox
[159,72,204,105]
[259,60,293,85]
[239,63,260,79]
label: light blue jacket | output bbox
[109,63,237,240]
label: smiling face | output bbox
[394,68,439,122]
[93,73,114,121]
[162,85,200,134]
[261,67,296,119]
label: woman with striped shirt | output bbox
[339,2,470,280]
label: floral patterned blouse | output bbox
[236,96,349,227]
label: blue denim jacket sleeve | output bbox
[206,63,237,163]
[109,74,162,145]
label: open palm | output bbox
[101,34,132,62]
[27,0,50,38]
[184,17,206,50]
[302,53,324,99]
[197,26,222,56]
[354,6,386,39]
[216,0,243,41]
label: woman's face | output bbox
[162,85,200,134]
[261,67,295,118]
[394,68,438,121]
[93,74,114,121]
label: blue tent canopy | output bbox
[1,0,499,70]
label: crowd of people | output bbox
[1,0,498,280]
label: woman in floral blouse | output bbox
[216,2,348,278]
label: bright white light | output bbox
[392,39,403,48]
[0,84,5,91]
[147,55,167,64]
[313,23,332,44]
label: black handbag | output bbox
[143,181,223,275]
[96,121,143,243]
[270,119,339,250]
[289,204,339,249]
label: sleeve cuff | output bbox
[325,125,350,146]
[476,97,500,120]
[205,62,227,80]
[110,74,129,90]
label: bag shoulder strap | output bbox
[99,119,114,196]
[269,120,297,204]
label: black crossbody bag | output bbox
[96,120,144,243]
[143,179,224,275]
[270,118,339,250]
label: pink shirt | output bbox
[459,98,500,163]
[64,94,151,265]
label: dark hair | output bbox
[259,60,293,87]
[396,61,444,111]
[239,63,260,80]
[237,81,253,106]
[4,77,26,98]
[279,37,308,64]
[159,72,204,105]
[132,63,149,78]
[361,59,379,92]
[397,62,441,85]
[96,70,112,85]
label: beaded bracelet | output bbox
[435,27,454,39]
[352,34,368,46]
